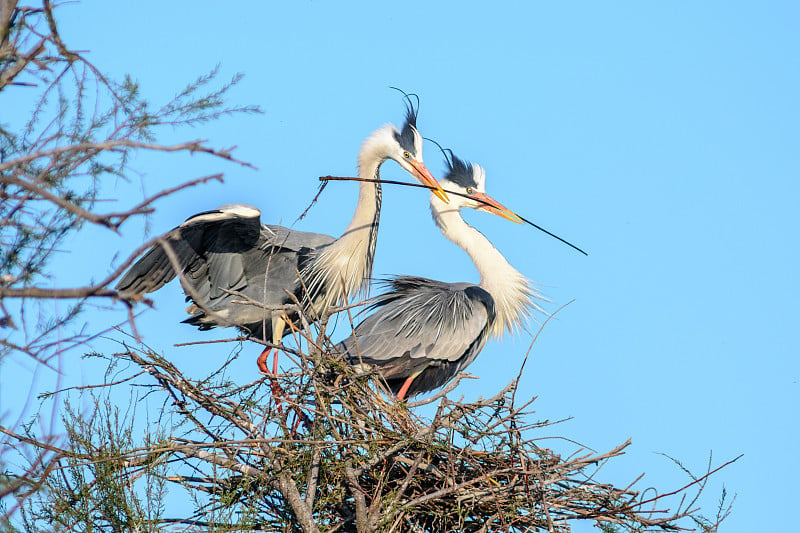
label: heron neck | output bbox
[305,138,385,310]
[334,143,385,277]
[431,203,537,336]
[343,150,384,242]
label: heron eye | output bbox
[403,151,411,160]
[466,187,473,194]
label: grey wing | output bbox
[262,224,334,252]
[116,203,264,295]
[190,216,336,331]
[339,277,492,366]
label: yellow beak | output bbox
[409,160,449,203]
[473,192,524,224]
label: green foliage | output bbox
[9,394,168,532]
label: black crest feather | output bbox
[422,137,478,190]
[444,152,478,189]
[390,87,420,154]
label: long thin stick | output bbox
[319,175,588,256]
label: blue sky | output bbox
[3,1,799,530]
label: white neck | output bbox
[305,127,396,309]
[431,201,540,337]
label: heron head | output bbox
[390,104,448,203]
[436,153,523,224]
[358,102,448,202]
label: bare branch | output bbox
[0,139,254,174]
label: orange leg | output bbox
[272,346,280,375]
[396,369,424,401]
[256,312,289,374]
[257,347,272,374]
[258,346,283,401]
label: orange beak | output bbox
[473,192,524,224]
[409,160,449,203]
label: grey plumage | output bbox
[116,204,334,338]
[339,276,495,397]
[337,155,538,398]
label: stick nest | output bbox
[114,332,729,533]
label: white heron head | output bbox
[358,101,448,202]
[433,153,523,223]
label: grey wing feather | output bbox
[262,224,334,252]
[116,203,262,295]
[116,203,340,337]
[115,231,188,294]
[116,204,337,296]
[204,251,247,300]
[340,276,491,365]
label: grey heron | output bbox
[337,153,542,400]
[116,105,448,374]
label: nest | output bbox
[112,331,731,533]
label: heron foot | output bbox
[256,347,272,374]
[257,346,282,375]
[257,347,289,419]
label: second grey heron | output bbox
[116,105,448,374]
[337,153,542,399]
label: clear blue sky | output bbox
[3,1,798,530]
